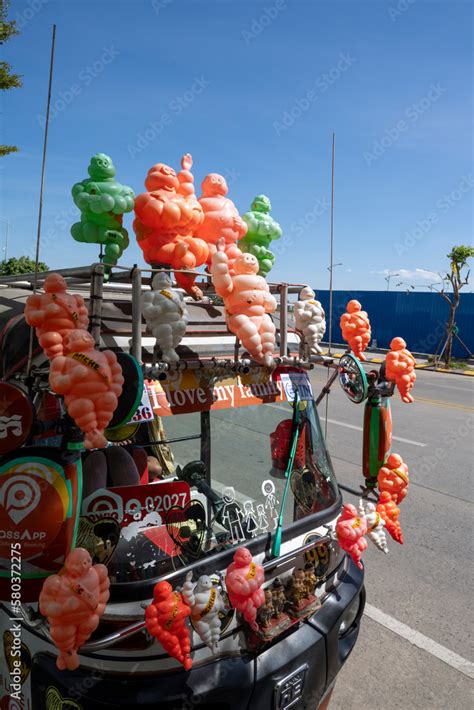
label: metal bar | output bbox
[200,410,212,526]
[130,266,142,362]
[89,263,104,347]
[136,434,202,446]
[338,483,378,503]
[315,366,339,406]
[80,533,332,652]
[279,283,288,357]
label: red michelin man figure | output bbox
[376,491,404,544]
[24,273,89,359]
[225,547,265,630]
[340,300,371,361]
[335,503,368,569]
[378,453,409,504]
[145,581,192,670]
[385,337,416,403]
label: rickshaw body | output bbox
[0,266,365,710]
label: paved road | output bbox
[314,367,474,710]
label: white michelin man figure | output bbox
[142,271,188,363]
[358,499,389,554]
[294,285,326,356]
[181,572,225,652]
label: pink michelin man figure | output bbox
[195,173,247,268]
[225,547,265,631]
[335,503,368,570]
[39,548,110,670]
[49,329,124,449]
[24,273,89,359]
[211,238,276,366]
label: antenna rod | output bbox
[27,24,56,375]
[328,132,335,355]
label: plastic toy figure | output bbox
[294,286,326,356]
[181,572,225,652]
[378,453,409,504]
[376,491,404,544]
[49,330,124,449]
[286,569,306,608]
[239,194,282,277]
[340,300,371,361]
[38,548,110,671]
[257,589,275,628]
[71,153,134,267]
[24,273,89,359]
[211,238,276,365]
[335,503,368,569]
[145,581,192,670]
[303,563,317,597]
[195,173,247,268]
[358,500,389,554]
[270,578,287,619]
[385,337,416,403]
[134,154,208,297]
[225,547,265,630]
[142,271,188,362]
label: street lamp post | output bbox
[385,272,400,291]
[0,219,11,263]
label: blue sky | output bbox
[1,0,472,290]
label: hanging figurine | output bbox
[211,238,277,366]
[38,548,110,671]
[376,491,404,544]
[145,581,192,670]
[378,453,409,504]
[49,330,124,449]
[238,194,282,277]
[71,153,134,268]
[195,172,247,268]
[24,273,89,360]
[142,271,188,363]
[181,572,225,653]
[225,547,265,631]
[294,286,326,356]
[358,499,389,554]
[340,300,371,361]
[134,154,208,298]
[335,503,368,570]
[385,337,416,403]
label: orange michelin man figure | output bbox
[134,154,208,297]
[376,491,404,544]
[335,503,368,570]
[49,330,124,449]
[39,548,110,671]
[145,581,192,670]
[211,238,276,366]
[195,172,247,268]
[24,273,89,359]
[378,453,409,504]
[340,300,371,361]
[225,547,265,631]
[385,337,416,403]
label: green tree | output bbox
[0,0,22,157]
[438,245,474,366]
[0,256,48,275]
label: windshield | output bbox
[78,370,339,585]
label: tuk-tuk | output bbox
[0,263,375,710]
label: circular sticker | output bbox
[0,382,35,455]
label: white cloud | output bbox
[376,268,441,283]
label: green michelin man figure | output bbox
[71,153,135,268]
[239,194,282,277]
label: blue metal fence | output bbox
[315,290,474,358]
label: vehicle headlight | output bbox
[338,594,361,637]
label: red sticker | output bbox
[0,382,34,455]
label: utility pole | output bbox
[328,132,335,355]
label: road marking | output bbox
[364,603,474,680]
[421,381,474,392]
[266,403,426,447]
[415,397,474,412]
[324,418,426,447]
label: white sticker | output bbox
[279,372,313,402]
[129,384,154,423]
